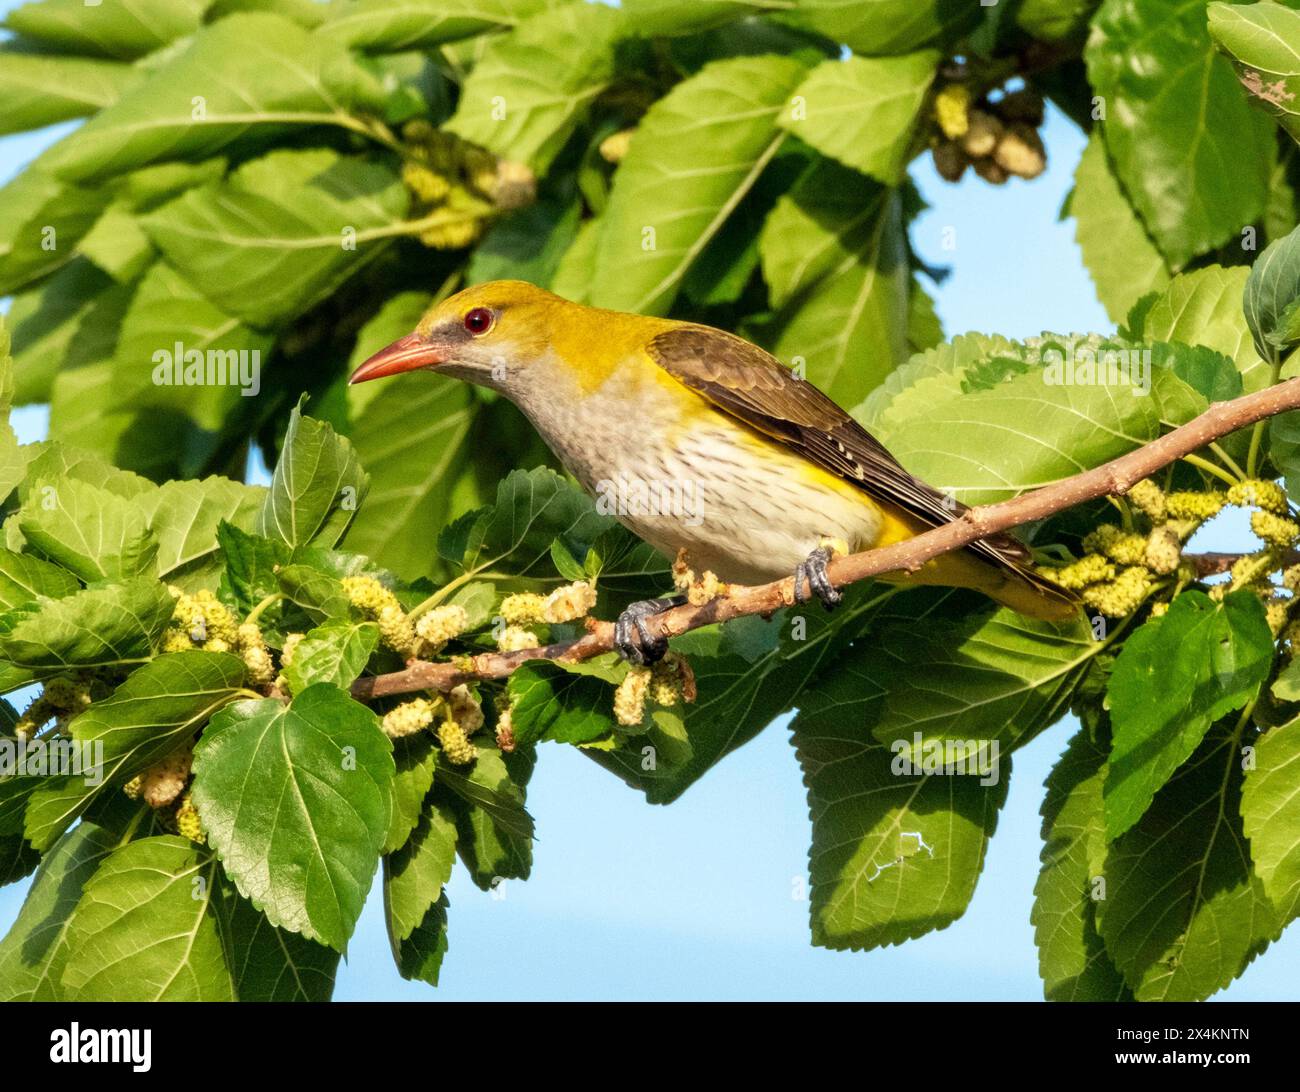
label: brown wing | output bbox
[646,325,1034,572]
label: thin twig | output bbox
[350,376,1300,700]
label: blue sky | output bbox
[1,8,1296,1001]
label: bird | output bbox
[349,280,1078,663]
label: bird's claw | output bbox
[613,596,684,666]
[794,546,841,610]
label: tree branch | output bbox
[350,376,1300,701]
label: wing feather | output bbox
[646,325,1035,572]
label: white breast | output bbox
[502,357,882,584]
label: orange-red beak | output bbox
[348,333,444,384]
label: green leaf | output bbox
[276,563,353,624]
[257,400,370,550]
[41,13,388,183]
[1016,0,1100,40]
[792,694,1010,949]
[0,577,176,673]
[1087,0,1273,268]
[588,53,810,315]
[588,585,887,803]
[468,194,583,288]
[0,169,110,295]
[0,822,116,1001]
[110,261,274,430]
[1097,728,1275,1000]
[394,891,449,985]
[78,202,155,283]
[60,837,234,1001]
[1105,590,1273,840]
[860,334,1168,504]
[1208,1,1300,148]
[191,684,394,951]
[1241,714,1300,928]
[757,161,911,408]
[5,260,115,405]
[1032,727,1134,1001]
[779,53,938,184]
[4,0,208,60]
[322,0,554,52]
[450,467,611,579]
[216,522,291,618]
[445,1,626,171]
[214,881,340,1002]
[384,798,457,942]
[855,608,1101,758]
[438,742,533,887]
[139,476,265,588]
[1245,221,1300,362]
[18,477,157,583]
[0,50,139,136]
[0,832,38,887]
[778,0,980,55]
[0,548,79,610]
[507,658,622,746]
[21,441,155,501]
[282,622,379,694]
[21,651,248,850]
[1136,265,1269,390]
[385,733,438,854]
[143,148,408,328]
[1071,131,1170,324]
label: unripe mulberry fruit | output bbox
[1127,479,1167,522]
[495,704,516,754]
[381,697,437,740]
[1081,566,1153,618]
[377,604,417,657]
[1165,491,1225,521]
[961,110,1003,158]
[931,140,969,183]
[175,792,204,845]
[1102,533,1147,567]
[281,632,305,666]
[500,592,547,625]
[973,156,1009,185]
[1228,479,1288,514]
[415,605,469,650]
[497,625,540,652]
[993,124,1046,179]
[402,161,452,203]
[140,748,192,809]
[543,581,597,623]
[1144,527,1182,575]
[1042,553,1115,590]
[1267,598,1291,637]
[934,84,972,139]
[613,666,651,727]
[438,719,477,765]
[447,684,484,734]
[599,129,634,163]
[1251,509,1299,546]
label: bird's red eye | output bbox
[463,307,493,335]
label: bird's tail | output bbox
[887,543,1081,622]
[978,559,1081,621]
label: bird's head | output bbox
[349,280,563,392]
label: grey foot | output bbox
[614,596,684,666]
[794,546,841,610]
